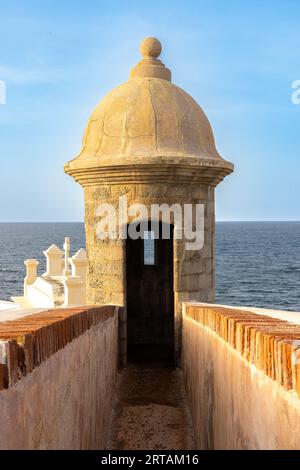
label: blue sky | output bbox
[0,0,299,221]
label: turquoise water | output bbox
[0,222,299,311]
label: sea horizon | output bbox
[0,221,299,312]
[0,220,300,223]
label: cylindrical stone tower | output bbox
[65,37,233,363]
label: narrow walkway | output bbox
[109,365,194,450]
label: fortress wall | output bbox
[182,303,300,449]
[0,306,119,449]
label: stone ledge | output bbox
[66,161,232,187]
[0,305,117,390]
[184,304,300,397]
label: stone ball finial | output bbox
[140,37,162,59]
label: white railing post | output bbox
[24,259,39,295]
[43,244,64,277]
[63,237,71,277]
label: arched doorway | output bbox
[126,221,174,365]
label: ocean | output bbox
[0,222,299,311]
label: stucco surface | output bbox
[182,305,300,449]
[70,77,223,164]
[0,314,118,449]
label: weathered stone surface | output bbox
[83,187,215,360]
[65,75,233,171]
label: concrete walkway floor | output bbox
[108,365,195,450]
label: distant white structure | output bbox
[11,238,88,309]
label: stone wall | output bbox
[84,181,215,362]
[0,306,118,449]
[182,303,300,449]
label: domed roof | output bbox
[65,37,233,185]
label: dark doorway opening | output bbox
[126,221,174,366]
